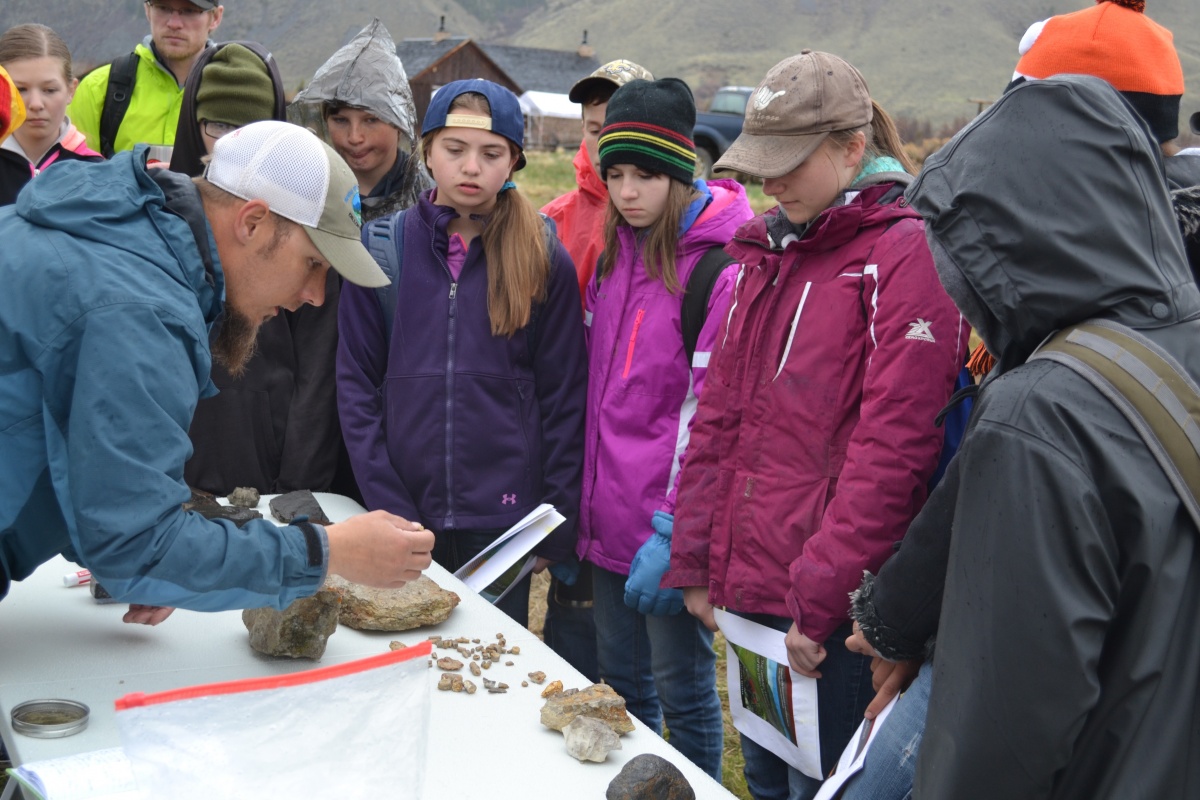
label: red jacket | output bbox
[664,181,969,643]
[541,143,608,304]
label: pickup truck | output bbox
[693,86,754,178]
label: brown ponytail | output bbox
[829,99,917,176]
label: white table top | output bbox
[0,494,733,798]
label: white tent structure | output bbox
[519,91,581,149]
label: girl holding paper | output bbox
[337,80,587,626]
[662,51,968,800]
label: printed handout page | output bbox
[452,504,564,604]
[714,608,822,779]
[811,693,899,799]
[5,747,146,800]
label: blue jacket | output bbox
[0,149,327,609]
[337,190,587,561]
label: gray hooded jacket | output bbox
[895,76,1200,799]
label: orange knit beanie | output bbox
[1016,0,1183,140]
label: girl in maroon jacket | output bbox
[663,52,968,800]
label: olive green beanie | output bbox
[195,44,275,127]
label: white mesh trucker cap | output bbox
[204,120,389,288]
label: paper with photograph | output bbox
[715,607,821,779]
[452,504,564,603]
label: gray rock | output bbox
[269,489,330,525]
[563,716,622,763]
[540,683,635,735]
[606,754,695,800]
[326,574,459,631]
[242,588,341,659]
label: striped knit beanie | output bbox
[0,65,25,143]
[599,78,696,185]
[1014,0,1183,142]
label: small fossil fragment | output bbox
[528,671,546,684]
[471,638,480,644]
[472,654,480,661]
[448,674,465,692]
[227,486,260,508]
[509,645,520,655]
[505,660,514,666]
[522,681,529,687]
[389,641,407,651]
[541,680,564,698]
[437,674,454,691]
[455,637,469,644]
[482,660,492,670]
[437,657,464,671]
[470,662,481,676]
[464,679,477,694]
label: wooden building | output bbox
[396,36,600,150]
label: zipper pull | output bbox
[449,283,457,300]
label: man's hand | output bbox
[846,621,922,719]
[786,624,826,678]
[532,557,553,574]
[325,511,435,588]
[123,605,175,625]
[682,586,718,632]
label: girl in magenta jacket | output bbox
[579,77,753,779]
[662,53,969,799]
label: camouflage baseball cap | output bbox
[569,59,654,103]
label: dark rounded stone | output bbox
[606,754,696,800]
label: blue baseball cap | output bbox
[421,79,527,170]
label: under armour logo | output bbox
[905,319,936,343]
[501,494,517,505]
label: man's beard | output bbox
[211,307,260,378]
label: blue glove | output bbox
[549,556,582,586]
[624,511,684,616]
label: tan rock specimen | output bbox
[540,683,635,735]
[327,574,459,631]
[541,680,564,698]
[242,588,341,659]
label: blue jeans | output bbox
[432,528,531,628]
[591,565,723,779]
[837,661,932,800]
[542,570,600,683]
[735,615,874,800]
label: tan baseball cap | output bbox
[205,120,388,288]
[715,50,872,179]
[569,59,654,103]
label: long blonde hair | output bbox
[598,177,697,293]
[420,91,550,337]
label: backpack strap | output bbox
[1030,319,1200,530]
[362,209,407,340]
[681,246,736,366]
[99,52,139,158]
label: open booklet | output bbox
[714,608,822,780]
[452,504,565,604]
[5,747,145,800]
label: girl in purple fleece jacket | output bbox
[336,79,587,627]
[577,78,753,780]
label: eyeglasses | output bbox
[201,120,239,140]
[145,2,211,19]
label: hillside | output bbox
[1,0,1196,124]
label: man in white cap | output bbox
[0,120,434,620]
